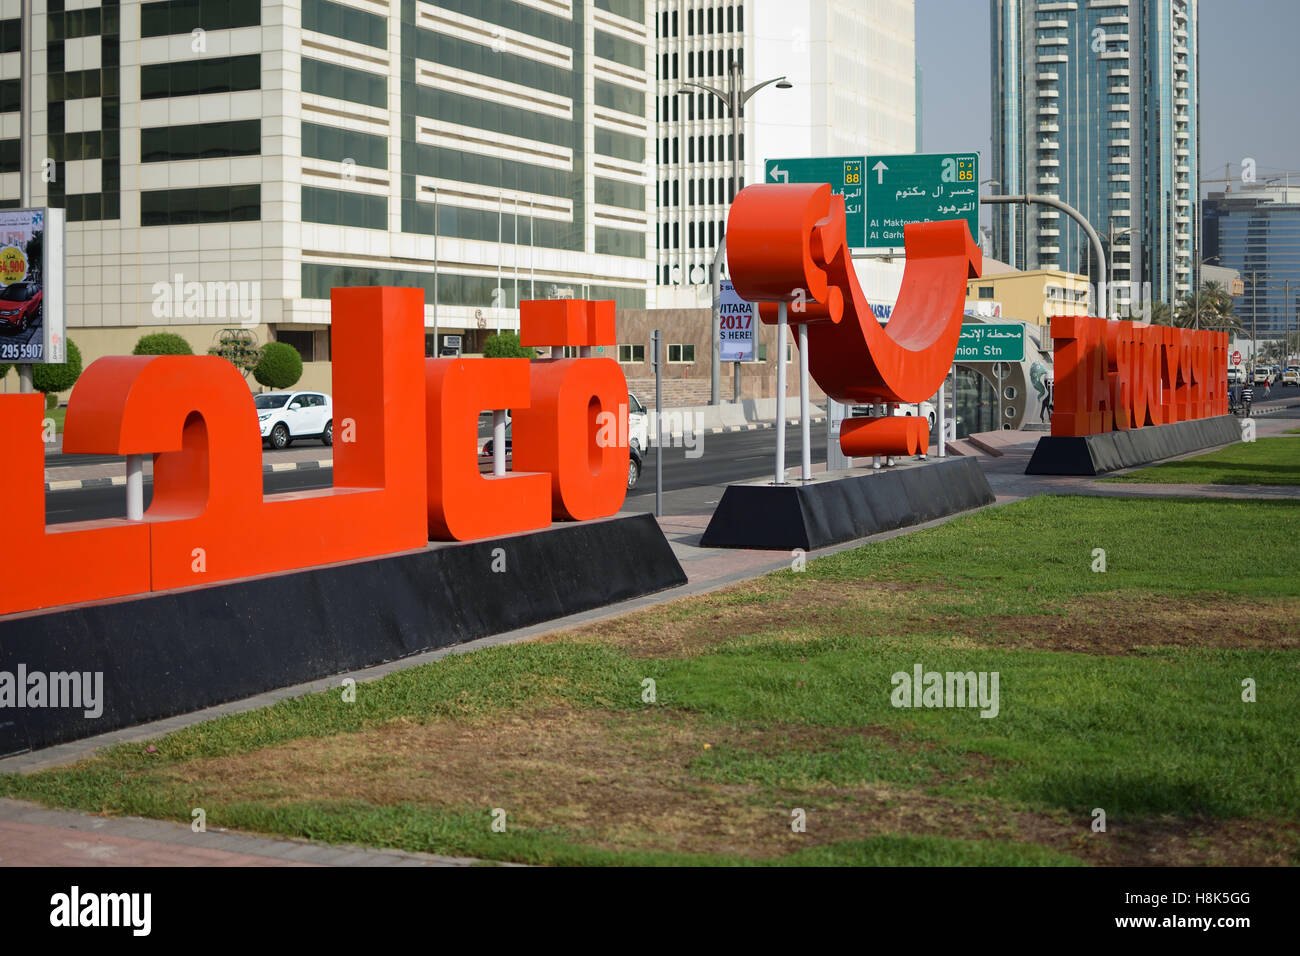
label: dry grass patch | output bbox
[539,579,925,659]
[147,705,1296,864]
[957,594,1300,655]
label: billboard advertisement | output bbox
[0,207,65,365]
[719,280,755,362]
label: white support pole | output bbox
[492,410,506,476]
[126,454,144,520]
[775,302,788,484]
[798,322,810,481]
[937,378,946,458]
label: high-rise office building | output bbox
[1,0,655,383]
[653,0,916,307]
[1203,183,1300,344]
[990,0,1198,311]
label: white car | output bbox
[1227,366,1246,386]
[1283,367,1300,387]
[1253,367,1273,386]
[256,390,333,449]
[627,392,650,452]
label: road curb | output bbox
[45,458,335,492]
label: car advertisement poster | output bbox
[0,207,65,365]
[719,280,755,362]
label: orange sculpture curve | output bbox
[728,182,981,407]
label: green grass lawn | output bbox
[2,495,1297,866]
[1101,437,1300,485]
[44,405,65,434]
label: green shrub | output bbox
[482,331,532,358]
[253,341,304,390]
[31,338,82,395]
[133,332,193,355]
[0,363,10,381]
[45,392,58,409]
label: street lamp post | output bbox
[1103,224,1135,319]
[980,193,1107,316]
[679,62,790,406]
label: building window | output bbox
[618,344,646,363]
[667,344,696,363]
[276,330,318,363]
[979,286,994,299]
[140,54,260,99]
[140,0,260,37]
[301,122,387,170]
[140,120,260,162]
[301,57,385,109]
[303,0,387,49]
[140,184,260,226]
[302,186,387,230]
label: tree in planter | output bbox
[208,328,262,380]
[253,341,304,390]
[482,330,533,358]
[133,332,193,355]
[31,338,82,399]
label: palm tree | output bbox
[1174,281,1241,332]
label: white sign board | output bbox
[719,280,755,362]
[0,207,65,364]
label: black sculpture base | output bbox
[1025,415,1241,476]
[700,457,995,551]
[0,513,686,756]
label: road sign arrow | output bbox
[770,165,788,183]
[872,160,889,184]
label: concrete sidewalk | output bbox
[7,396,1297,865]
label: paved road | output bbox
[45,426,831,524]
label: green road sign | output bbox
[956,323,1024,363]
[864,152,979,249]
[764,155,865,247]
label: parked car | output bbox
[0,280,42,332]
[256,391,333,449]
[480,420,642,491]
[627,392,650,453]
[1227,366,1246,386]
[1253,367,1273,386]
[1283,367,1300,387]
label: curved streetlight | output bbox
[677,63,792,405]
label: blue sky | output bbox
[916,0,1300,195]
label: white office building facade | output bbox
[1,0,656,383]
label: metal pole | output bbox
[432,187,439,354]
[497,195,503,333]
[126,454,143,520]
[937,376,946,458]
[653,329,663,517]
[529,199,535,301]
[775,303,787,484]
[513,197,519,322]
[492,410,506,476]
[17,0,33,395]
[798,323,810,480]
[981,194,1106,317]
[710,245,723,404]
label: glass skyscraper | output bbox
[990,0,1198,311]
[1203,184,1300,344]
